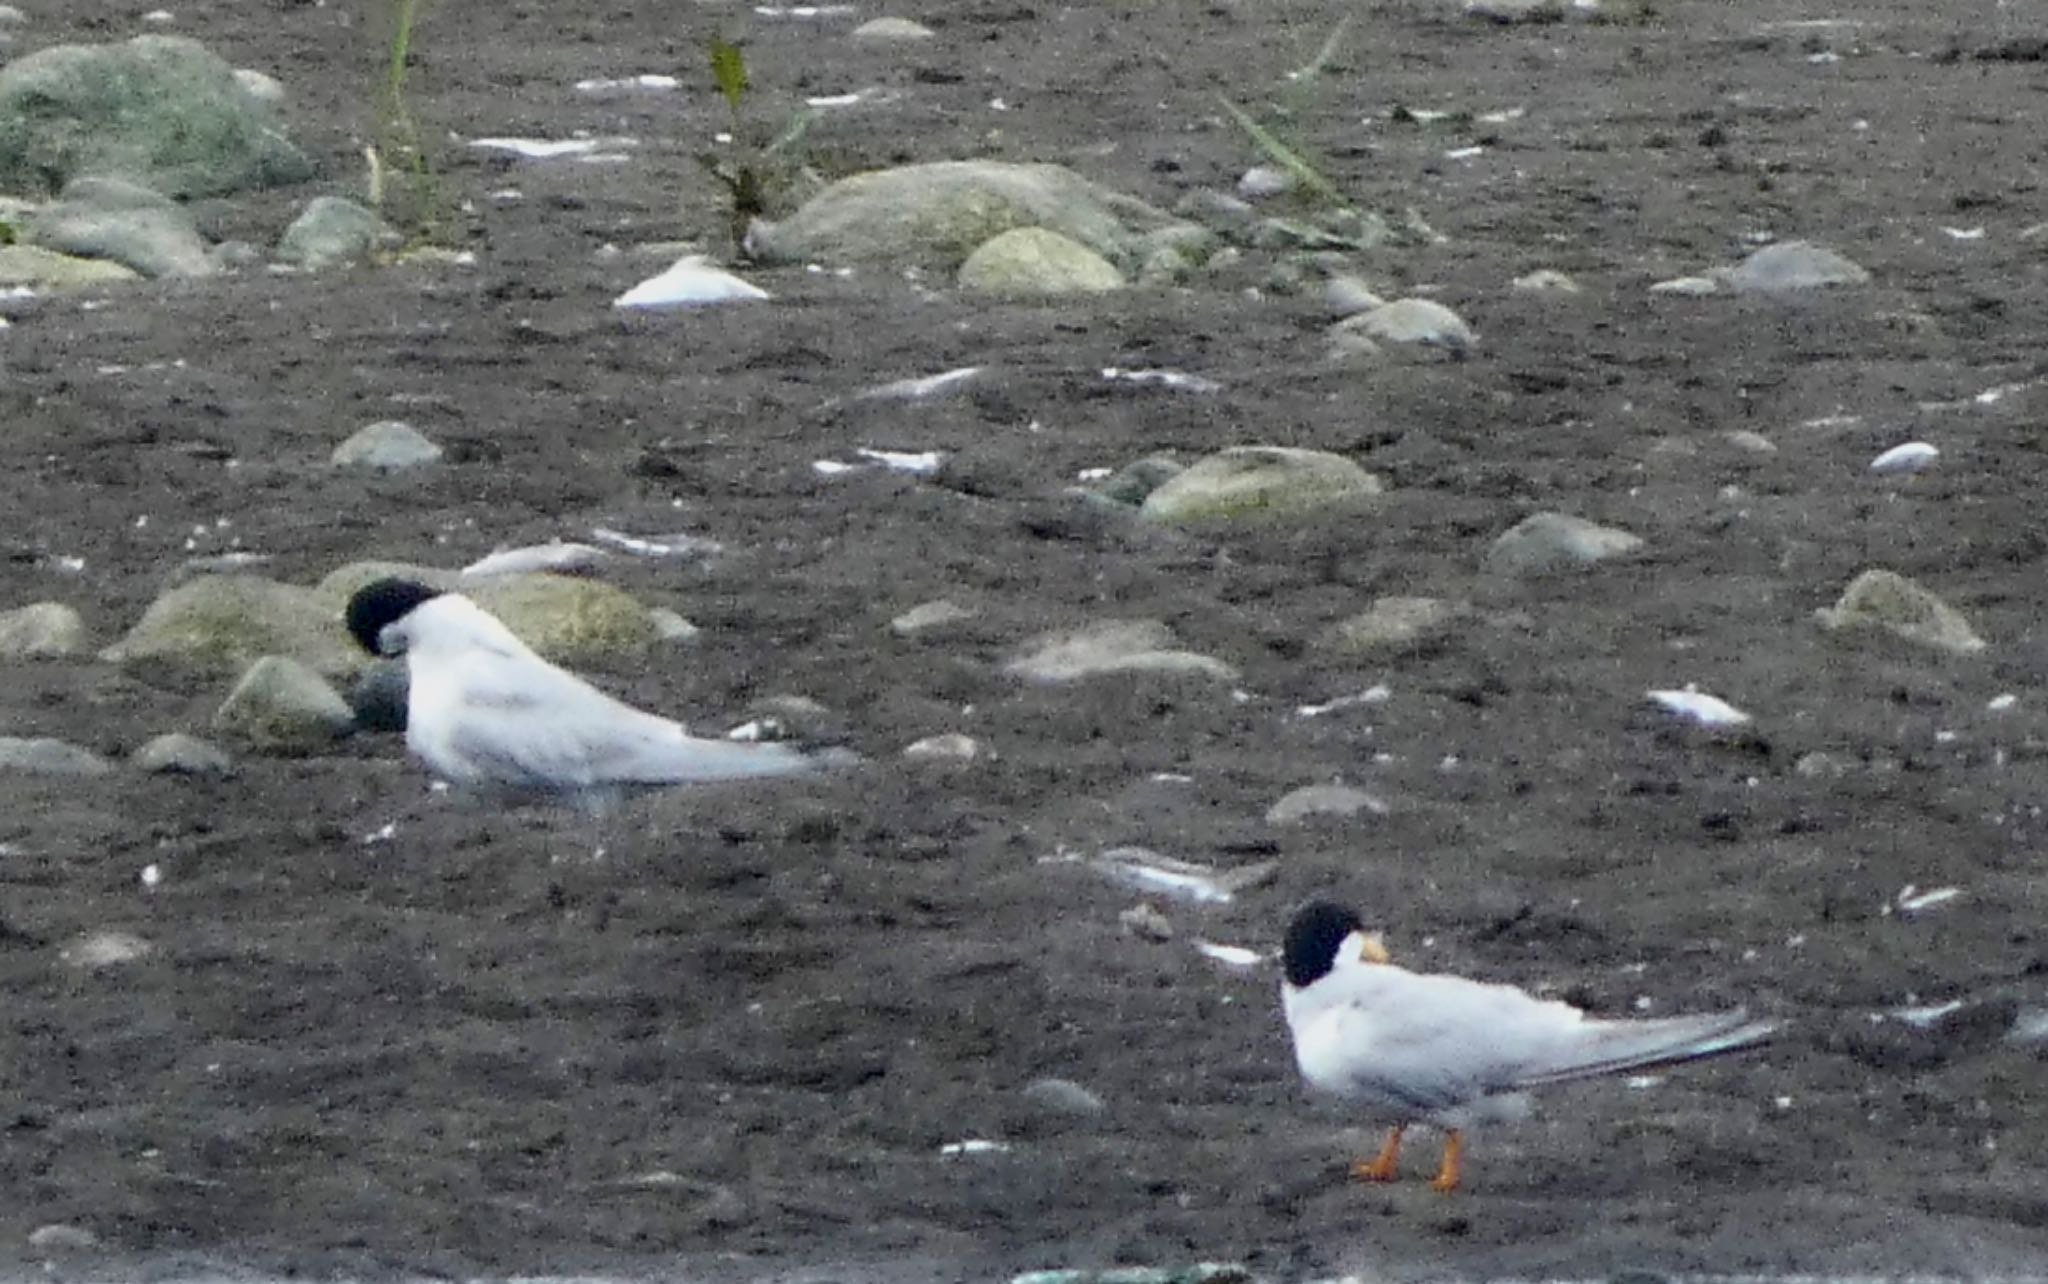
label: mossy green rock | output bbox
[748,160,1191,272]
[102,575,361,681]
[0,35,312,198]
[211,655,355,755]
[957,227,1124,297]
[1138,446,1383,524]
[1816,569,1985,656]
[463,575,662,668]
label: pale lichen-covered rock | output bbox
[1138,446,1383,524]
[101,575,362,680]
[1484,512,1644,576]
[956,227,1124,296]
[0,601,88,658]
[1816,569,1985,656]
[211,655,356,755]
[1005,619,1236,684]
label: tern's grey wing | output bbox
[1509,1010,1778,1088]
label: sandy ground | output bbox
[2,1,2048,1279]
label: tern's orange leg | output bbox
[1428,1129,1465,1193]
[1350,1126,1405,1182]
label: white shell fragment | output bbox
[1044,846,1278,905]
[1894,884,1963,916]
[461,541,610,578]
[1101,367,1224,394]
[574,74,680,93]
[1869,441,1938,474]
[1647,686,1752,727]
[613,256,770,310]
[858,448,943,474]
[1295,685,1392,719]
[850,366,984,402]
[1193,941,1266,969]
[938,1139,1011,1157]
[468,137,614,160]
[1988,693,2018,712]
[589,528,726,559]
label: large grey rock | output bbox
[1138,446,1382,524]
[211,655,355,755]
[348,658,409,732]
[331,420,442,471]
[101,575,362,681]
[0,601,87,658]
[956,227,1124,297]
[1006,619,1236,684]
[0,243,140,288]
[0,34,312,198]
[1816,569,1985,656]
[747,160,1194,272]
[1719,240,1870,294]
[0,736,111,775]
[1484,511,1644,576]
[277,196,398,270]
[25,175,213,277]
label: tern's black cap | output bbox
[345,578,443,655]
[1282,901,1366,988]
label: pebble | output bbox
[890,599,978,637]
[1266,782,1389,825]
[1324,595,1464,656]
[1815,569,1985,656]
[276,195,397,269]
[1484,511,1644,576]
[1720,240,1870,293]
[1019,1077,1107,1118]
[0,736,112,775]
[851,16,936,39]
[26,1223,101,1253]
[332,420,443,471]
[1869,441,1938,474]
[1119,902,1174,941]
[1235,165,1295,200]
[211,655,357,754]
[903,733,984,762]
[1006,619,1236,684]
[0,600,87,657]
[1338,297,1477,355]
[1512,268,1582,294]
[1138,445,1382,525]
[131,732,234,775]
[59,930,152,969]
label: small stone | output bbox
[1512,268,1582,294]
[1266,782,1390,825]
[1138,446,1382,525]
[26,1223,101,1253]
[276,195,397,270]
[1723,430,1777,454]
[1338,297,1478,355]
[1020,1077,1107,1118]
[1119,902,1174,942]
[1484,511,1644,576]
[1466,0,1566,20]
[1816,569,1985,656]
[232,67,286,106]
[0,736,112,775]
[331,420,443,471]
[891,599,977,637]
[348,658,409,732]
[851,16,935,39]
[0,601,87,657]
[1325,596,1465,656]
[1323,272,1385,318]
[903,733,984,762]
[1235,165,1295,200]
[1720,240,1870,294]
[27,174,214,278]
[649,607,701,644]
[957,227,1125,297]
[131,732,234,775]
[1006,619,1236,684]
[1091,454,1184,507]
[59,930,151,969]
[211,655,356,754]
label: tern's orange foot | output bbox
[1350,1126,1405,1182]
[1428,1130,1464,1193]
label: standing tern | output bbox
[1280,901,1778,1192]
